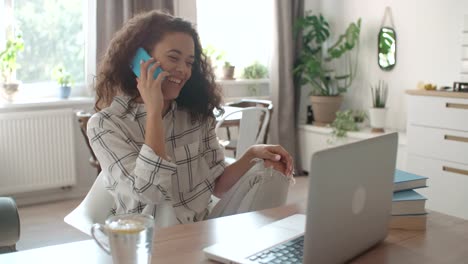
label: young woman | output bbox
[88,10,293,226]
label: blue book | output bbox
[392,189,427,215]
[394,169,428,192]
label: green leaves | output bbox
[331,110,358,138]
[242,61,268,79]
[52,65,73,87]
[0,34,24,82]
[370,80,388,108]
[328,18,361,59]
[293,13,361,96]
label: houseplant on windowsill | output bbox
[0,33,24,102]
[369,80,388,133]
[222,61,235,80]
[293,13,361,126]
[242,61,269,95]
[52,65,73,99]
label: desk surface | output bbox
[1,204,468,264]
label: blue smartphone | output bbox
[130,47,163,79]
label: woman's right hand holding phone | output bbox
[136,58,170,116]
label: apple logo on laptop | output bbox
[352,186,366,215]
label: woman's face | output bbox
[150,32,195,101]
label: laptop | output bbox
[203,133,398,264]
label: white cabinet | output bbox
[298,125,407,174]
[406,90,468,220]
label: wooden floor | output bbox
[15,175,309,251]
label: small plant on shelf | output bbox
[329,110,358,142]
[52,65,72,87]
[242,61,268,79]
[369,80,389,132]
[371,80,388,108]
[52,65,73,99]
[353,109,367,123]
[222,61,235,80]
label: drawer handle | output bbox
[446,103,468,109]
[443,166,468,176]
[444,135,468,143]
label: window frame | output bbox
[1,0,96,99]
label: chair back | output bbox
[76,111,101,175]
[215,107,270,158]
[0,197,20,252]
[64,172,114,236]
[225,99,273,144]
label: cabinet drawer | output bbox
[407,95,468,131]
[407,154,468,220]
[408,125,468,164]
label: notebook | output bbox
[203,133,398,264]
[393,169,428,192]
[392,189,427,215]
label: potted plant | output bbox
[52,65,73,99]
[353,109,368,130]
[222,61,235,80]
[0,33,24,102]
[294,13,361,125]
[330,110,358,141]
[369,80,388,133]
[242,61,269,95]
[242,61,268,79]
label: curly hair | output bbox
[94,10,223,120]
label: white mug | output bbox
[91,213,155,264]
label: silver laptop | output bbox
[203,133,398,264]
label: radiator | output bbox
[0,108,77,195]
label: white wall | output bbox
[303,0,468,131]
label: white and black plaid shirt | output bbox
[87,96,226,224]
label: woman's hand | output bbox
[136,58,171,115]
[246,144,294,177]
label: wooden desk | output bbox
[1,204,468,264]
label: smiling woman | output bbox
[87,10,293,229]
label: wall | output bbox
[303,0,468,131]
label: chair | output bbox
[223,99,273,156]
[0,197,20,253]
[77,111,101,176]
[215,107,270,161]
[64,173,114,236]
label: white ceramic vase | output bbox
[369,108,387,132]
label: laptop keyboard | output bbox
[246,235,304,264]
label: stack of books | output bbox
[390,169,428,230]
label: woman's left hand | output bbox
[246,144,294,177]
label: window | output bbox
[1,0,88,98]
[196,0,273,78]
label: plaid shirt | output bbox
[87,96,226,224]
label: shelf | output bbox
[0,97,94,111]
[216,79,269,86]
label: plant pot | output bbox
[1,82,20,102]
[222,66,235,80]
[309,95,344,126]
[60,85,71,99]
[369,107,387,133]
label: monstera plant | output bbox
[294,12,361,125]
